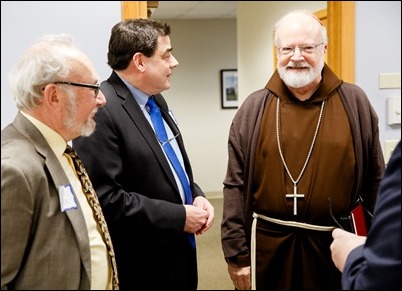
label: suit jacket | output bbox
[342,141,401,290]
[1,113,91,290]
[73,71,204,290]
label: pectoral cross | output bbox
[286,184,304,215]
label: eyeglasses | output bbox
[54,81,100,98]
[328,197,345,230]
[157,132,181,147]
[277,43,324,56]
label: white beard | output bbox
[63,93,96,137]
[278,60,324,88]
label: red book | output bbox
[350,204,368,236]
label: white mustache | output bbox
[287,62,310,68]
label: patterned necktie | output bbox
[146,97,196,249]
[65,145,119,290]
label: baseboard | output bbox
[205,191,223,200]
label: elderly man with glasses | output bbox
[221,9,384,290]
[1,34,118,290]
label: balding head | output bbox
[274,10,327,48]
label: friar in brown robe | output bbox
[221,10,384,290]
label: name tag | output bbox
[59,184,77,211]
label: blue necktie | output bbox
[146,97,196,249]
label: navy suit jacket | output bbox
[73,71,204,290]
[342,141,401,290]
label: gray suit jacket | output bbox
[1,113,91,290]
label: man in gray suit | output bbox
[1,34,117,289]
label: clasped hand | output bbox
[184,196,214,235]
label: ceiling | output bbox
[150,1,237,19]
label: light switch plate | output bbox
[387,96,401,125]
[379,73,401,89]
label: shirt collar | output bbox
[20,111,67,158]
[117,74,149,109]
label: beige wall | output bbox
[159,19,238,195]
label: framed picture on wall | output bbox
[220,69,238,109]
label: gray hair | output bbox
[8,34,80,111]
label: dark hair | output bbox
[107,18,171,70]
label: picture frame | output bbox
[220,69,238,109]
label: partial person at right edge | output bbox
[331,140,401,290]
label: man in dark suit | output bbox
[331,140,401,289]
[1,34,116,289]
[73,19,214,290]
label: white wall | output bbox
[355,1,401,146]
[2,1,401,197]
